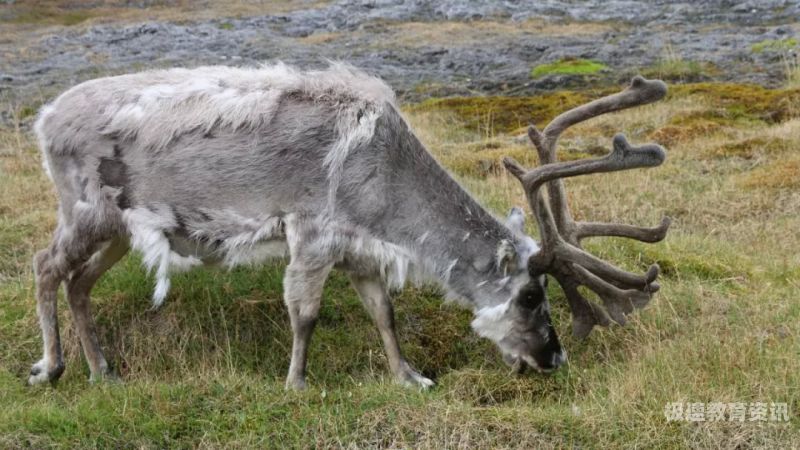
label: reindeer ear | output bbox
[505,207,525,235]
[496,239,518,275]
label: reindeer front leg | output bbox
[283,262,333,390]
[349,274,434,389]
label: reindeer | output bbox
[29,63,669,389]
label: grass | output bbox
[1,79,799,447]
[641,44,715,83]
[0,1,330,29]
[410,91,598,135]
[367,20,616,50]
[531,58,609,78]
[782,53,800,88]
[749,38,800,88]
[751,38,798,54]
[642,59,710,83]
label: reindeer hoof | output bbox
[28,359,64,385]
[89,368,120,385]
[395,363,435,390]
[285,377,307,391]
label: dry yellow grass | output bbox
[0,81,798,447]
[296,31,342,45]
[740,157,800,190]
[379,20,617,48]
[0,1,330,28]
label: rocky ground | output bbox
[1,0,798,120]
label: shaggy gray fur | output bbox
[30,63,564,388]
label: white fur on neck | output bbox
[470,299,512,343]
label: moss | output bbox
[751,38,798,53]
[415,82,800,138]
[217,22,235,31]
[531,58,609,78]
[412,92,594,134]
[739,158,800,190]
[648,107,772,147]
[670,83,800,123]
[703,136,792,159]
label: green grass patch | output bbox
[751,37,798,53]
[531,58,609,78]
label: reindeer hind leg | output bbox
[30,190,125,385]
[29,229,71,385]
[66,236,129,383]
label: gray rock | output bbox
[0,0,798,125]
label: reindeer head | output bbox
[477,76,672,374]
[471,208,566,373]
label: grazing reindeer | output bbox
[30,63,668,389]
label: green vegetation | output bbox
[530,58,609,78]
[410,82,800,138]
[669,82,800,122]
[751,37,798,53]
[639,43,716,83]
[1,79,799,447]
[411,91,597,134]
[783,54,800,88]
[218,22,235,31]
[641,59,712,83]
[748,38,800,88]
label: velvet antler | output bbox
[504,76,671,338]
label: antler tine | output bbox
[575,216,672,243]
[558,243,660,290]
[503,156,559,249]
[519,134,666,196]
[569,263,652,325]
[556,275,611,339]
[542,76,668,143]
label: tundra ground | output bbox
[0,78,798,447]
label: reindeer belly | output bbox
[167,233,289,267]
[123,205,289,306]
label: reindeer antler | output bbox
[503,76,671,339]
